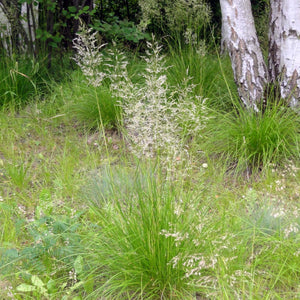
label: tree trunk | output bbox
[279,0,300,108]
[220,0,268,111]
[268,0,281,83]
[0,0,29,53]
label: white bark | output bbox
[220,0,268,111]
[280,0,300,107]
[268,0,281,83]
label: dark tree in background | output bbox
[0,0,272,61]
[0,0,96,57]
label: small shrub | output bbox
[92,14,151,45]
[138,0,211,42]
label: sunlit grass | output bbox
[204,101,300,176]
[0,46,299,299]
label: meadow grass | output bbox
[0,41,299,299]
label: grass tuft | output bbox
[61,71,120,130]
[204,101,300,175]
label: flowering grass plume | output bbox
[159,196,258,299]
[107,38,210,174]
[72,27,210,174]
[72,22,107,87]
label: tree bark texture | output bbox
[280,0,300,107]
[220,0,268,111]
[268,0,281,83]
[0,0,29,53]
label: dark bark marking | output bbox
[227,16,232,26]
[288,29,300,38]
[231,27,238,42]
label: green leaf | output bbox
[31,275,45,288]
[47,279,57,293]
[39,286,48,296]
[69,281,83,292]
[52,36,62,43]
[3,248,19,259]
[16,284,36,292]
[83,276,94,293]
[39,189,51,202]
[68,6,77,13]
[49,42,58,48]
[74,255,83,274]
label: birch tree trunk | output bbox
[279,0,300,108]
[220,0,268,111]
[268,0,281,83]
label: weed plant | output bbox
[1,213,84,299]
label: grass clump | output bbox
[59,71,120,130]
[68,23,120,130]
[204,101,300,175]
[72,26,210,174]
[110,39,209,167]
[0,55,69,109]
[78,166,241,299]
[0,56,38,108]
[166,43,237,111]
[81,168,191,299]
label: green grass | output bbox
[56,70,120,130]
[81,168,192,299]
[0,48,299,299]
[204,101,300,175]
[0,54,69,109]
[166,44,237,111]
